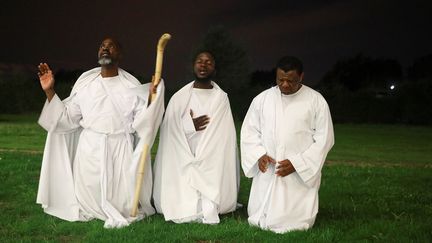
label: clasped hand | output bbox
[258,154,296,177]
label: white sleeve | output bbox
[38,94,82,133]
[240,97,267,178]
[132,81,165,145]
[182,113,196,135]
[287,99,334,183]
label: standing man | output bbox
[36,37,165,228]
[153,51,239,224]
[241,56,334,233]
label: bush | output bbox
[0,70,75,114]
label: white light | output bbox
[390,85,395,90]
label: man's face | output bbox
[98,38,121,66]
[276,68,303,95]
[193,52,215,80]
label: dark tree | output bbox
[316,54,404,124]
[192,26,252,120]
[319,54,402,92]
[407,54,432,81]
[250,69,276,89]
[192,25,250,90]
[400,54,432,124]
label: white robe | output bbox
[183,88,216,156]
[241,85,334,233]
[153,81,239,223]
[178,87,219,223]
[36,68,164,228]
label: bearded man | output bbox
[36,37,164,228]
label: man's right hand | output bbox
[258,154,276,173]
[38,63,55,101]
[190,109,210,131]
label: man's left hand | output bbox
[149,75,157,94]
[276,159,296,177]
[147,76,158,106]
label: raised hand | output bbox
[190,109,210,131]
[275,159,296,177]
[38,63,55,92]
[37,63,55,101]
[258,154,276,173]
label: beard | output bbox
[98,57,112,65]
[194,72,215,83]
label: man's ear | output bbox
[300,72,305,82]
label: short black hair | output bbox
[276,56,303,74]
[192,50,216,65]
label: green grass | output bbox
[328,124,432,165]
[1,114,431,242]
[0,114,46,152]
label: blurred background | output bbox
[1,0,432,124]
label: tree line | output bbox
[1,27,431,124]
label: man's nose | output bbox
[282,80,294,89]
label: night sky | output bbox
[1,0,431,87]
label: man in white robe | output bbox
[241,56,334,233]
[36,37,164,228]
[153,51,239,224]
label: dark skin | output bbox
[193,52,215,89]
[190,52,215,131]
[257,68,305,177]
[190,109,210,131]
[258,154,276,172]
[275,159,296,177]
[258,152,296,178]
[38,38,156,103]
[276,68,303,95]
[97,38,121,77]
[37,63,56,102]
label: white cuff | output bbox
[38,94,64,132]
[287,153,314,183]
[243,147,266,178]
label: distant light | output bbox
[390,85,395,90]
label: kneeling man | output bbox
[153,51,239,224]
[241,56,334,233]
[36,37,164,228]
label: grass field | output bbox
[1,114,431,242]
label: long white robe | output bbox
[36,68,164,228]
[153,81,239,223]
[178,87,220,223]
[241,85,334,233]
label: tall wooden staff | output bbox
[131,33,171,217]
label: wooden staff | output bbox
[131,33,171,217]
